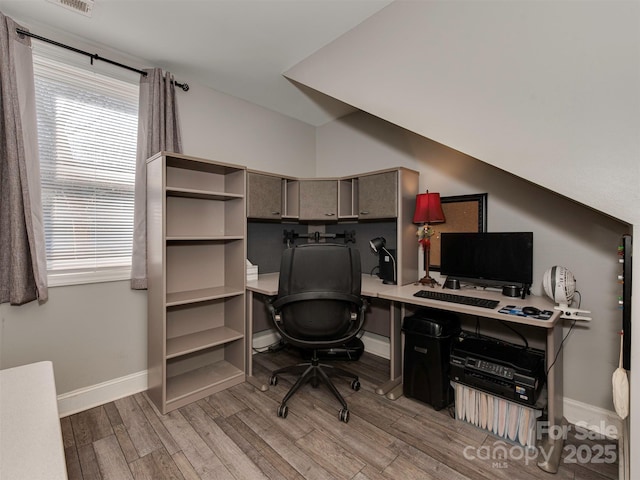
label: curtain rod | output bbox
[16,27,190,92]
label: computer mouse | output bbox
[522,306,541,316]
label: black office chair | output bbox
[267,243,367,423]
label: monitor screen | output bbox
[440,232,533,287]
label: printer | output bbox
[450,331,546,406]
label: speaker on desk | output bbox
[402,309,460,410]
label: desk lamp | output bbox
[413,191,445,286]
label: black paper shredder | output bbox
[402,308,460,410]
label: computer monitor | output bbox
[440,232,533,289]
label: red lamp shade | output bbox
[413,192,445,224]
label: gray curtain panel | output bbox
[131,68,183,290]
[0,13,48,305]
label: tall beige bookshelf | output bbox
[146,152,246,414]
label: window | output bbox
[33,50,139,286]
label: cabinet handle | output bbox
[271,211,281,215]
[325,213,336,216]
[360,211,370,215]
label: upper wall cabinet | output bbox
[247,172,282,219]
[299,180,338,221]
[358,171,398,219]
[244,166,419,285]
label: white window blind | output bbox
[33,52,139,286]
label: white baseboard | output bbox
[360,331,390,359]
[57,370,147,418]
[563,396,622,439]
[252,329,281,351]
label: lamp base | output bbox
[418,275,440,287]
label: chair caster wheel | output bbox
[269,375,278,386]
[277,404,288,418]
[351,379,361,391]
[339,408,349,423]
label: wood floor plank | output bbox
[215,413,303,480]
[295,401,397,471]
[180,402,269,480]
[235,407,335,480]
[158,408,234,480]
[222,411,305,480]
[295,428,366,480]
[383,446,471,480]
[129,447,185,480]
[64,445,84,480]
[195,398,221,421]
[229,381,315,442]
[134,392,182,455]
[61,416,76,448]
[103,402,123,427]
[172,451,201,480]
[339,387,406,428]
[353,465,394,480]
[112,423,140,464]
[202,388,246,418]
[92,435,134,480]
[71,405,114,447]
[114,395,164,457]
[76,443,103,480]
[415,404,489,446]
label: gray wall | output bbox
[0,71,317,395]
[316,111,629,412]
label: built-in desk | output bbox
[246,274,561,416]
[247,273,565,472]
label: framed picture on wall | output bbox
[429,193,487,270]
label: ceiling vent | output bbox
[46,0,95,17]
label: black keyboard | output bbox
[413,290,499,309]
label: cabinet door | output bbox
[299,180,337,220]
[358,171,397,219]
[247,173,282,219]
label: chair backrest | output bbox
[275,243,363,343]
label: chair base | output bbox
[270,353,360,422]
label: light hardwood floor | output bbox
[61,349,618,479]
